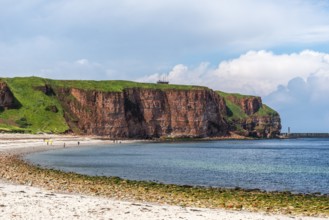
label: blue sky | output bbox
[1,0,329,132]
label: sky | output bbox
[1,0,329,132]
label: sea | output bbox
[24,138,329,194]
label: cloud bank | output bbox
[140,50,329,132]
[265,74,329,132]
[1,1,329,78]
[140,50,329,96]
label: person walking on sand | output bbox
[78,141,80,146]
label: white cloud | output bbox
[2,1,329,79]
[213,50,329,95]
[140,50,329,96]
[40,0,329,55]
[38,59,116,80]
[264,73,329,132]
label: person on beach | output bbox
[78,141,80,146]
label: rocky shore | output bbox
[0,134,328,220]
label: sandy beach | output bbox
[0,134,327,220]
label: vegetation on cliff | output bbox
[0,76,280,137]
[0,77,68,133]
[48,78,207,92]
[217,91,280,138]
[217,91,277,120]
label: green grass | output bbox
[216,91,278,121]
[217,91,248,121]
[217,91,255,99]
[1,77,69,133]
[254,104,278,117]
[225,99,248,120]
[47,78,207,92]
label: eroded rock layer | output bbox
[55,88,229,138]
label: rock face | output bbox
[55,88,229,138]
[224,94,281,138]
[228,96,262,115]
[0,81,20,110]
[0,77,281,138]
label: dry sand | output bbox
[0,134,326,220]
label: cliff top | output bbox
[1,76,208,92]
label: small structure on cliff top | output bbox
[157,80,169,84]
[157,75,169,84]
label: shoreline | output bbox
[0,134,328,219]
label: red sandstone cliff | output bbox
[0,78,281,138]
[55,88,229,138]
[227,96,262,115]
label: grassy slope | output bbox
[216,91,278,121]
[0,77,69,133]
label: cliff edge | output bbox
[0,77,281,138]
[217,91,281,138]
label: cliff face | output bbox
[228,96,262,115]
[0,81,20,110]
[55,88,229,138]
[0,77,281,138]
[222,93,281,138]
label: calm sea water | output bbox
[25,138,329,194]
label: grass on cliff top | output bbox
[216,91,278,121]
[3,76,208,93]
[0,77,69,133]
[255,104,278,117]
[217,91,255,99]
[47,78,207,92]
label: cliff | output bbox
[54,87,228,138]
[217,91,281,138]
[0,81,20,111]
[0,77,281,138]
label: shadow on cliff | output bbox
[0,86,22,112]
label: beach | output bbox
[0,134,327,220]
